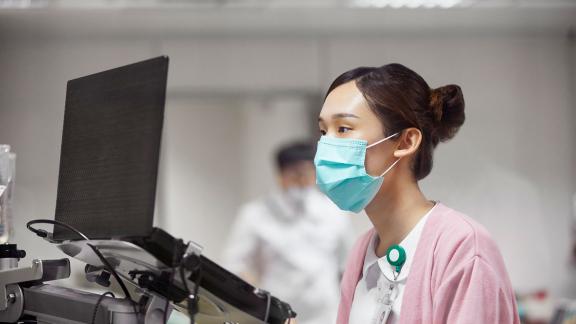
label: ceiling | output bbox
[2,0,576,9]
[0,0,574,38]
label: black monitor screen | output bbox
[54,56,168,241]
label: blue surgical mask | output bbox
[314,133,400,213]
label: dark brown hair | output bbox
[326,63,465,180]
[275,140,315,171]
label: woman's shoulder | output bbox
[423,203,516,304]
[427,203,504,267]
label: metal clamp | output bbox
[0,259,43,311]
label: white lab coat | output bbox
[223,188,354,324]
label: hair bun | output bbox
[429,84,465,142]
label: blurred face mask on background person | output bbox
[314,133,401,213]
[278,161,317,212]
[284,186,314,211]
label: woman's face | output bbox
[318,81,399,177]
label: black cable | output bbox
[163,297,170,324]
[162,238,183,324]
[253,288,272,322]
[190,270,202,324]
[87,243,133,302]
[27,219,89,240]
[163,270,175,324]
[178,265,195,324]
[179,255,202,324]
[28,219,142,321]
[26,219,134,303]
[91,291,115,324]
[85,245,139,321]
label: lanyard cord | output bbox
[373,256,403,324]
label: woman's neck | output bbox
[365,177,434,258]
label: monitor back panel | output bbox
[54,56,168,240]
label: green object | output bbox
[386,244,406,273]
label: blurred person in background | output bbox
[223,141,354,324]
[315,64,520,324]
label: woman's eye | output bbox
[319,129,326,135]
[338,126,352,133]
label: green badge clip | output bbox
[386,244,406,273]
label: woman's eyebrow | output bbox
[318,113,360,122]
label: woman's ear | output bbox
[393,128,422,159]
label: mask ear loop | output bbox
[379,158,401,177]
[366,132,400,149]
[365,132,402,177]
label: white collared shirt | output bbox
[223,188,355,324]
[348,203,437,324]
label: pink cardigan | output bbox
[337,203,520,324]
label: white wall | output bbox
[0,32,574,297]
[157,94,312,261]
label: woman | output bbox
[314,64,519,324]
